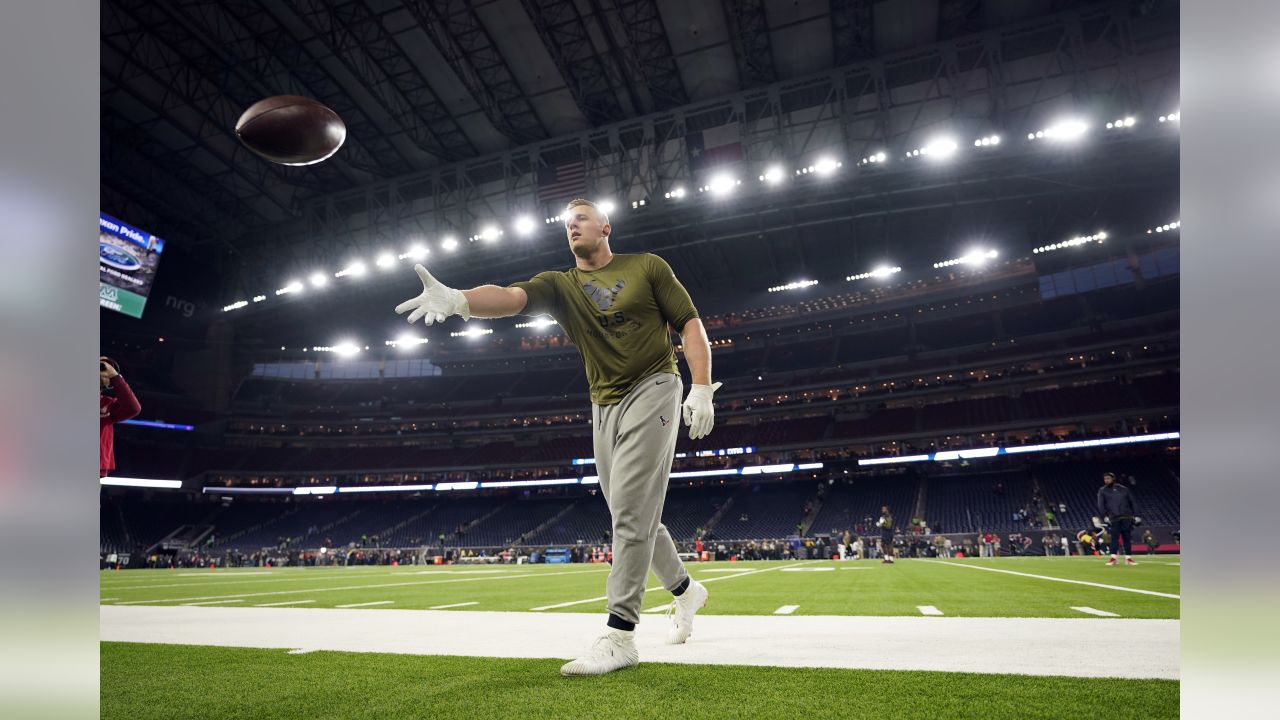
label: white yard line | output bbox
[180,599,244,606]
[101,567,520,591]
[428,602,479,610]
[102,606,1180,680]
[255,600,316,607]
[111,568,607,606]
[917,605,944,616]
[696,565,786,584]
[923,560,1181,599]
[642,603,673,614]
[1072,606,1121,617]
[335,601,394,608]
[100,598,119,602]
[103,572,461,592]
[176,572,274,577]
[532,564,784,611]
[773,605,800,615]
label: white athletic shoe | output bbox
[667,579,709,645]
[560,630,639,677]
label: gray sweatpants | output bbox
[592,371,690,625]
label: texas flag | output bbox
[687,123,743,176]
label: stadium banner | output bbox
[99,211,166,319]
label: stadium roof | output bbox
[100,0,1179,327]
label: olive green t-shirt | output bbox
[509,253,699,405]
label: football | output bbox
[234,95,346,166]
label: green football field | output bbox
[101,557,1180,719]
[100,556,1181,618]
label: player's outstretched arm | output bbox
[678,318,722,440]
[462,285,528,319]
[395,264,527,324]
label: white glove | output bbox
[681,381,722,440]
[394,264,470,325]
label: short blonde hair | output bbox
[565,198,609,226]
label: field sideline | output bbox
[102,557,1180,719]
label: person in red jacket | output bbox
[100,356,140,477]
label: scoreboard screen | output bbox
[99,212,165,318]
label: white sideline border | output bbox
[101,605,1179,680]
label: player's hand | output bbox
[681,381,722,440]
[99,356,119,380]
[1134,516,1143,526]
[394,264,470,325]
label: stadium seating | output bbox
[923,472,1035,533]
[1034,460,1181,528]
[713,482,817,540]
[806,475,922,537]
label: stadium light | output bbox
[252,295,266,303]
[376,253,396,269]
[759,166,786,184]
[847,266,901,282]
[973,134,1001,147]
[933,249,998,269]
[961,248,997,265]
[479,478,580,489]
[515,316,557,329]
[222,300,248,312]
[387,333,428,350]
[858,152,887,166]
[1158,111,1180,123]
[1105,116,1138,130]
[907,138,959,159]
[663,187,687,199]
[331,341,361,357]
[100,476,183,489]
[335,261,367,278]
[308,272,328,289]
[339,484,435,494]
[1028,118,1089,142]
[478,225,502,242]
[705,173,738,196]
[1032,231,1107,254]
[597,200,616,215]
[275,280,304,296]
[1147,220,1181,234]
[767,279,818,293]
[399,244,428,261]
[450,327,493,339]
[514,216,536,235]
[441,237,458,252]
[813,157,842,175]
[630,199,647,209]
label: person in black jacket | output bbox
[1097,472,1142,566]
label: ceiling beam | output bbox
[721,0,778,88]
[400,0,548,145]
[272,0,478,164]
[519,0,629,125]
